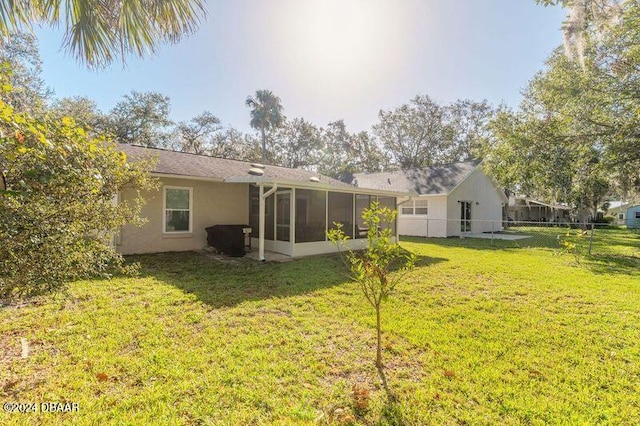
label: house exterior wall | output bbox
[118,177,249,254]
[626,205,640,228]
[509,203,547,221]
[607,205,627,225]
[447,168,504,237]
[508,198,572,223]
[397,196,448,237]
[508,204,570,222]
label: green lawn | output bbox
[501,225,640,256]
[1,229,639,425]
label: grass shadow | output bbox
[413,254,447,268]
[584,254,640,276]
[126,252,347,309]
[126,251,447,309]
[378,400,406,425]
[401,234,640,277]
[401,228,640,257]
[400,235,553,252]
[374,366,406,425]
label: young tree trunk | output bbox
[376,304,383,369]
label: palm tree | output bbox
[0,0,205,69]
[245,90,284,163]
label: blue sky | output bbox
[35,0,567,134]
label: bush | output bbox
[600,215,615,224]
[0,70,156,300]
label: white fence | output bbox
[398,219,631,255]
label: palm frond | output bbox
[0,0,206,69]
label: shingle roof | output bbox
[606,201,628,210]
[352,160,481,195]
[511,196,571,210]
[118,143,353,188]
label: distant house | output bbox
[626,205,640,229]
[507,196,571,224]
[606,201,629,226]
[117,144,403,260]
[352,161,508,237]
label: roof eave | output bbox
[151,172,224,183]
[415,192,448,197]
[226,176,408,196]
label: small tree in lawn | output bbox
[328,202,415,370]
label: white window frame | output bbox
[163,186,193,234]
[401,199,428,216]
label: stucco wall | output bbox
[627,205,640,228]
[607,206,626,225]
[447,169,505,236]
[118,177,249,254]
[397,196,448,237]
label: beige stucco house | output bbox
[117,144,403,260]
[352,161,508,237]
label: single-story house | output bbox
[626,204,640,229]
[606,201,629,226]
[116,144,404,260]
[507,196,572,223]
[351,161,509,237]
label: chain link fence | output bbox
[399,219,640,257]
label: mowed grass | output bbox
[1,229,639,425]
[501,225,640,256]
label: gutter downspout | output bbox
[259,184,278,261]
[395,196,412,242]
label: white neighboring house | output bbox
[352,161,508,237]
[606,201,629,225]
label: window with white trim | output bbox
[164,186,192,233]
[618,213,624,220]
[401,199,428,216]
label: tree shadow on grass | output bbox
[400,235,558,252]
[373,366,407,425]
[584,254,640,277]
[402,235,640,276]
[126,251,446,309]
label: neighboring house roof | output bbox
[352,160,482,195]
[607,201,626,210]
[606,201,630,213]
[510,196,571,211]
[118,143,403,195]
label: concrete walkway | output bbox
[245,250,294,263]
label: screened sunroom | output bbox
[246,184,399,259]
